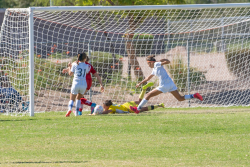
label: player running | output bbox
[130,55,203,114]
[81,82,164,115]
[64,53,91,117]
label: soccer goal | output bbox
[1,4,250,115]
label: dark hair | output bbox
[77,53,87,65]
[86,56,89,62]
[104,100,113,106]
[146,55,156,62]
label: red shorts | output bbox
[86,78,92,90]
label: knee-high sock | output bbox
[184,94,194,100]
[138,98,148,110]
[139,89,146,100]
[68,100,74,111]
[81,98,93,106]
[80,104,83,111]
[76,100,81,112]
[147,104,160,111]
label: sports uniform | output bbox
[85,62,96,90]
[152,62,177,93]
[108,101,138,114]
[70,62,91,95]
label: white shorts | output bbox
[156,81,177,93]
[71,83,87,95]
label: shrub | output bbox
[90,51,123,82]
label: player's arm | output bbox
[159,59,170,65]
[93,72,104,92]
[68,62,74,76]
[102,109,112,114]
[136,74,154,88]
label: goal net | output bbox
[1,4,250,114]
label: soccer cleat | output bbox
[78,111,82,115]
[130,106,140,114]
[91,103,96,114]
[65,110,72,117]
[142,82,154,90]
[159,103,165,108]
[193,93,203,101]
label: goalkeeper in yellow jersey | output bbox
[81,82,164,115]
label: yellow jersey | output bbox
[109,101,138,114]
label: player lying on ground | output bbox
[130,55,203,114]
[81,82,164,115]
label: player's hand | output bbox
[136,83,141,88]
[68,62,72,68]
[100,86,104,92]
[62,68,68,74]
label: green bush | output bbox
[1,51,125,94]
[225,49,250,79]
[90,51,123,82]
[167,56,206,92]
[132,33,154,56]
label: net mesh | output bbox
[1,7,250,113]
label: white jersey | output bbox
[70,62,91,94]
[71,62,91,84]
[151,62,172,86]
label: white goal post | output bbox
[1,3,250,116]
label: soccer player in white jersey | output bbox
[130,55,203,114]
[65,53,91,117]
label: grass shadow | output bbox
[8,160,88,164]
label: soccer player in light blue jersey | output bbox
[130,55,203,114]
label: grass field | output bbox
[0,106,250,166]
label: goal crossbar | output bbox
[28,3,250,12]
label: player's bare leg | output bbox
[170,90,185,101]
[145,89,163,100]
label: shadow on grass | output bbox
[0,119,36,122]
[6,161,88,164]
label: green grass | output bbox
[1,107,250,166]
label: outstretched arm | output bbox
[136,74,154,88]
[62,62,73,76]
[159,59,170,65]
[93,72,104,92]
[102,109,112,114]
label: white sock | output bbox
[184,94,194,100]
[76,100,81,112]
[68,100,74,111]
[138,98,148,110]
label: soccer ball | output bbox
[93,105,103,115]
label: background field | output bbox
[0,107,250,166]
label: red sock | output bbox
[81,98,93,106]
